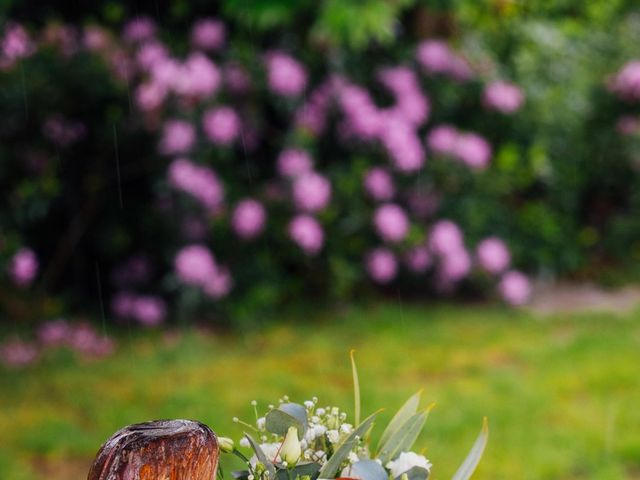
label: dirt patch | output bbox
[528,282,640,315]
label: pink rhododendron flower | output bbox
[453,133,491,170]
[168,158,225,210]
[366,248,397,284]
[379,114,426,172]
[498,270,531,305]
[429,220,464,256]
[159,120,196,155]
[378,66,430,126]
[1,23,34,68]
[265,51,308,97]
[135,81,167,111]
[292,172,332,212]
[427,125,458,155]
[440,248,472,282]
[123,16,156,43]
[83,25,111,51]
[277,148,313,178]
[617,115,639,135]
[0,339,38,367]
[416,40,452,74]
[37,319,71,346]
[174,53,222,98]
[111,291,136,318]
[476,237,511,274]
[224,63,251,93]
[202,106,241,145]
[131,296,167,326]
[363,167,395,201]
[338,83,383,140]
[608,61,640,102]
[232,199,267,240]
[483,81,524,114]
[203,267,233,299]
[405,246,432,273]
[288,215,324,255]
[374,204,410,243]
[9,248,38,287]
[295,81,332,135]
[174,245,218,286]
[191,19,225,51]
[136,41,169,71]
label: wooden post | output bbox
[87,419,219,480]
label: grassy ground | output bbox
[1,302,640,479]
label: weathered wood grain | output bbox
[87,419,219,480]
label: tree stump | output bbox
[87,419,219,480]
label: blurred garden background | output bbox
[1,0,640,478]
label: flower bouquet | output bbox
[219,353,488,480]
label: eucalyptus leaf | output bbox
[395,466,430,480]
[351,350,361,427]
[345,459,388,480]
[244,433,276,479]
[265,403,308,437]
[377,411,427,464]
[451,418,489,480]
[275,462,321,480]
[377,391,422,454]
[232,471,251,480]
[318,410,379,478]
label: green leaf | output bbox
[451,418,489,480]
[396,466,430,480]
[346,460,388,480]
[277,462,321,480]
[318,410,380,478]
[265,403,308,437]
[377,408,433,464]
[244,433,276,479]
[377,390,422,453]
[351,349,361,427]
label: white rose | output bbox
[386,452,432,478]
[326,429,340,444]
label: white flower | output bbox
[257,417,266,431]
[314,425,327,437]
[311,415,320,424]
[316,408,326,416]
[327,429,340,444]
[348,452,359,464]
[250,442,281,467]
[281,426,302,465]
[386,452,433,478]
[239,438,250,448]
[304,400,314,408]
[340,423,353,435]
[304,428,317,443]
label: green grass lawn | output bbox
[1,302,640,479]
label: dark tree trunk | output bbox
[87,419,219,480]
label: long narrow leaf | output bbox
[451,418,489,480]
[376,390,422,454]
[244,433,276,479]
[377,411,426,464]
[351,349,361,427]
[318,410,380,478]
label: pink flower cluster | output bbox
[0,23,34,69]
[288,215,324,255]
[173,245,232,299]
[265,51,308,97]
[0,320,116,368]
[111,292,167,326]
[292,172,332,212]
[191,19,226,51]
[232,199,267,240]
[483,81,525,114]
[366,248,398,284]
[9,248,38,287]
[363,167,395,201]
[608,60,640,102]
[277,148,313,178]
[374,204,409,243]
[42,115,87,147]
[202,106,241,145]
[427,125,492,169]
[416,40,473,82]
[168,158,225,211]
[159,120,196,155]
